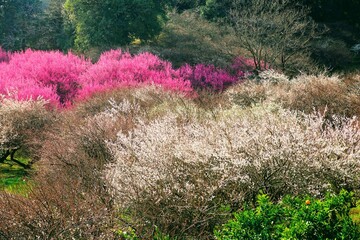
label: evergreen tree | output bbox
[0,0,43,50]
[201,0,233,21]
[35,0,74,50]
[167,0,206,12]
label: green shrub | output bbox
[215,190,360,240]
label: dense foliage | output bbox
[0,0,43,50]
[64,0,167,50]
[197,0,360,27]
[0,48,245,107]
[303,0,360,26]
[215,190,360,239]
[37,0,73,51]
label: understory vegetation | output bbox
[1,64,360,238]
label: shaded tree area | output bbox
[303,0,360,27]
[0,0,73,51]
[196,0,359,72]
[0,0,170,51]
[64,0,167,51]
[1,0,359,49]
[0,0,359,72]
[200,0,233,20]
[301,0,360,71]
[229,0,319,75]
[195,0,360,29]
[0,0,43,50]
[35,0,74,51]
[167,0,206,12]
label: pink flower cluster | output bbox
[76,50,193,100]
[0,49,245,108]
[179,64,241,92]
[0,49,90,107]
[231,56,269,74]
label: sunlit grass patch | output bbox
[350,202,360,225]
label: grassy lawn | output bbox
[0,156,33,195]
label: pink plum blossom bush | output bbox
[179,63,240,91]
[0,78,60,108]
[0,49,247,108]
[0,49,90,107]
[231,56,269,75]
[77,50,194,100]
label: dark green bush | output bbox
[215,190,360,240]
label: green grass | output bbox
[0,155,33,195]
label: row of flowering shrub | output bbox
[104,99,360,238]
[1,84,359,238]
[0,48,248,108]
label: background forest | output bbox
[1,0,359,71]
[0,0,360,239]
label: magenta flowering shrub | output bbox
[0,49,247,108]
[0,78,59,107]
[0,49,90,107]
[8,49,90,104]
[77,50,193,100]
[179,64,240,91]
[231,56,269,75]
[0,49,194,107]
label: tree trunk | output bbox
[0,150,10,163]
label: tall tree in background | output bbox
[167,0,205,12]
[35,0,74,50]
[201,0,233,21]
[0,0,43,50]
[64,0,167,51]
[230,0,319,75]
[200,0,360,28]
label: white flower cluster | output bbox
[259,69,289,83]
[88,98,141,130]
[0,98,48,150]
[105,104,360,206]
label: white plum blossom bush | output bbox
[258,69,289,83]
[0,97,50,161]
[82,95,170,166]
[227,73,360,118]
[106,106,360,200]
[104,104,360,237]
